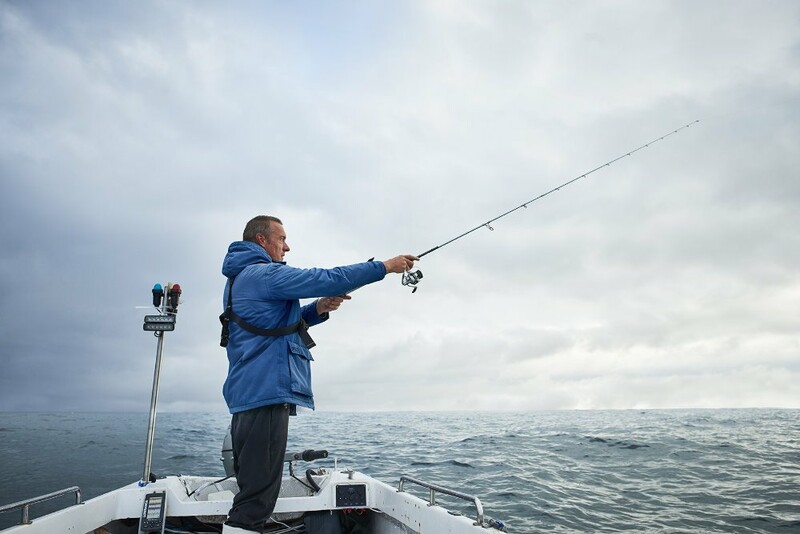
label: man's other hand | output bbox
[316,295,352,315]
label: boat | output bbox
[0,284,508,533]
[0,459,507,533]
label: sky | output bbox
[1,0,798,413]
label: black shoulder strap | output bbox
[219,276,315,349]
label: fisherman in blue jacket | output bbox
[221,215,417,534]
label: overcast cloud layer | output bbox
[1,0,798,412]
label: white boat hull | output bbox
[2,469,503,533]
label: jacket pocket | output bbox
[287,340,314,397]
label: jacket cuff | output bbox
[302,302,329,326]
[373,260,388,278]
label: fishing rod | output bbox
[400,119,700,292]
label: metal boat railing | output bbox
[398,475,484,526]
[0,486,82,525]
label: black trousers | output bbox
[226,403,290,531]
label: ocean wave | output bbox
[2,409,798,533]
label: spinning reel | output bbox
[401,269,423,293]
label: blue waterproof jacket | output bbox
[221,241,387,413]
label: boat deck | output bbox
[1,468,505,533]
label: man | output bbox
[220,215,417,534]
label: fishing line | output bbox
[401,120,700,292]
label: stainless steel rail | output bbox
[398,475,484,526]
[0,486,82,525]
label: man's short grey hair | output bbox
[243,215,283,242]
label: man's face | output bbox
[258,222,290,262]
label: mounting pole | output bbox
[139,283,181,486]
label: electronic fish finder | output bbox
[138,491,167,533]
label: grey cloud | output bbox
[1,0,798,412]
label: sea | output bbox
[0,409,798,533]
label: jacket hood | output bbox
[222,241,272,278]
